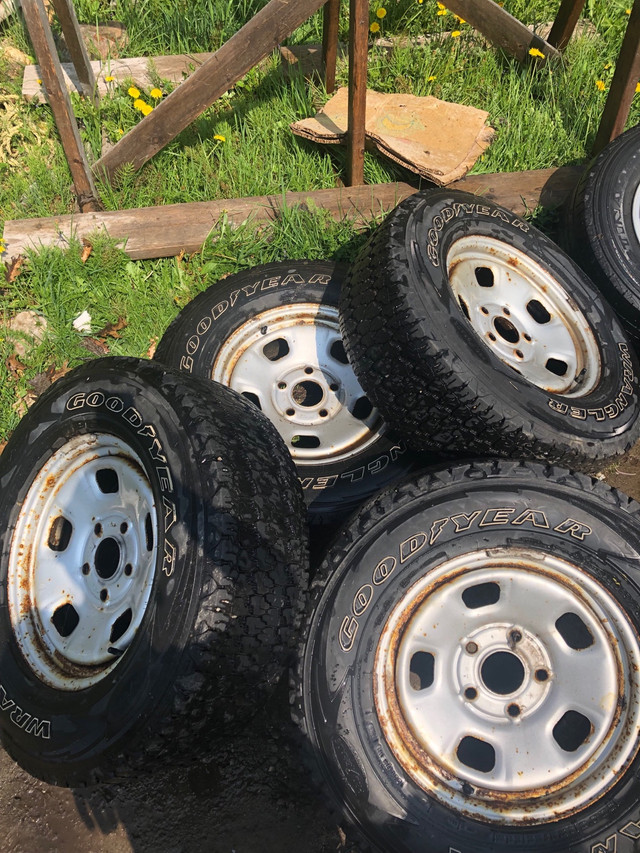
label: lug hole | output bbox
[124,563,133,576]
[465,641,479,654]
[480,306,489,315]
[304,366,313,375]
[278,382,287,390]
[286,408,295,416]
[507,703,521,717]
[100,589,109,602]
[509,629,522,644]
[82,562,91,576]
[464,687,477,700]
[329,383,339,392]
[319,409,328,417]
[535,668,549,682]
[120,522,128,534]
[94,523,102,537]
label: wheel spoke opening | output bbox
[145,512,154,552]
[458,296,471,320]
[51,603,79,638]
[461,581,501,609]
[95,467,119,494]
[292,435,320,449]
[330,339,349,364]
[241,391,261,410]
[526,299,551,324]
[48,516,72,552]
[262,337,290,361]
[110,608,133,645]
[457,736,496,773]
[545,358,569,377]
[350,396,374,421]
[553,710,593,752]
[555,612,594,650]
[409,651,435,691]
[475,267,494,288]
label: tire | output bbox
[293,460,640,853]
[339,188,640,472]
[0,357,307,786]
[154,261,424,527]
[564,123,640,344]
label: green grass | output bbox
[0,0,638,441]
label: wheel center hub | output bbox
[457,623,552,720]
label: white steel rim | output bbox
[447,236,601,396]
[373,549,640,824]
[8,434,158,691]
[212,304,383,463]
[632,181,640,245]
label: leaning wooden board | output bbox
[1,167,582,266]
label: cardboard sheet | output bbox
[291,87,494,185]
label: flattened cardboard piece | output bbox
[291,87,494,185]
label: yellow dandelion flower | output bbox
[105,75,115,82]
[128,86,141,98]
[454,15,466,23]
[117,128,124,135]
[636,82,640,93]
[604,62,611,70]
[428,75,436,81]
[529,47,545,58]
[377,7,386,17]
[213,134,226,142]
[150,87,163,99]
[451,29,461,37]
[418,0,423,4]
[436,1,445,8]
[140,103,153,115]
[437,8,447,14]
[37,78,42,84]
[133,97,146,111]
[370,21,380,32]
[595,79,606,91]
[626,8,631,14]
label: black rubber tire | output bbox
[564,124,640,343]
[154,260,424,527]
[0,357,307,786]
[339,188,640,472]
[293,460,640,853]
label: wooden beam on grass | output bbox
[93,0,328,184]
[346,0,368,186]
[2,167,582,266]
[547,0,586,51]
[50,0,97,104]
[443,0,561,63]
[592,0,640,155]
[20,0,102,212]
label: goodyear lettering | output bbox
[425,204,530,267]
[620,820,640,839]
[300,445,408,490]
[180,355,194,373]
[400,532,427,562]
[312,475,338,491]
[338,506,593,654]
[162,539,176,577]
[591,836,617,853]
[163,496,177,532]
[549,342,636,420]
[0,685,50,739]
[178,273,331,358]
[353,584,374,617]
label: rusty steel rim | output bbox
[447,236,601,396]
[373,549,640,824]
[8,434,158,691]
[633,182,640,246]
[212,303,383,463]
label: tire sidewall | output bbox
[0,364,201,778]
[303,468,640,853]
[402,191,639,442]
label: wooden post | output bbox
[322,0,340,94]
[93,0,327,184]
[20,0,102,211]
[50,0,97,104]
[443,0,561,63]
[592,0,640,155]
[346,0,367,186]
[547,0,586,51]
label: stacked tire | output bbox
[2,140,640,853]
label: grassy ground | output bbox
[0,0,637,442]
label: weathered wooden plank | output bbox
[23,53,216,101]
[443,0,561,63]
[547,0,586,51]
[2,168,582,265]
[593,0,640,154]
[93,0,328,184]
[50,0,96,103]
[347,0,368,186]
[20,0,102,212]
[322,0,341,94]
